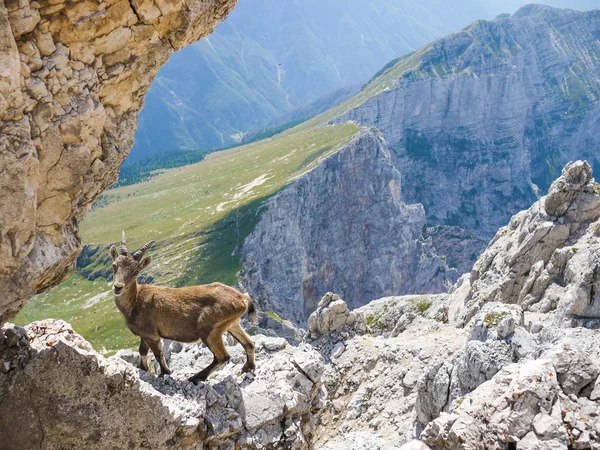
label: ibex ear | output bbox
[110,245,118,261]
[139,255,152,272]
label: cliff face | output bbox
[241,130,456,323]
[335,5,600,240]
[0,0,236,322]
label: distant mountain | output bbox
[335,4,600,239]
[131,0,599,162]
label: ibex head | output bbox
[109,231,154,295]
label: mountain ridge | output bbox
[334,4,600,238]
[131,0,598,161]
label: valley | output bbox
[16,5,600,355]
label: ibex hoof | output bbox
[188,375,207,385]
[241,364,255,373]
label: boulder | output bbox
[307,293,367,340]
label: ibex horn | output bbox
[133,240,155,261]
[120,230,128,255]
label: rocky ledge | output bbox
[0,319,324,449]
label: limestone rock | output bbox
[0,0,237,323]
[312,293,467,446]
[415,302,529,428]
[0,319,325,449]
[463,161,600,325]
[421,328,600,449]
[307,293,367,340]
[319,433,404,450]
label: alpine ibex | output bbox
[110,232,258,383]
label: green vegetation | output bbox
[483,311,507,328]
[410,297,433,315]
[366,315,386,330]
[15,272,136,352]
[265,311,284,323]
[114,149,214,188]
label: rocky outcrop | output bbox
[415,301,532,429]
[305,292,467,447]
[462,160,600,325]
[306,275,600,449]
[241,129,457,323]
[0,0,236,323]
[421,328,600,449]
[410,161,600,446]
[334,6,600,240]
[0,319,325,449]
[306,292,367,341]
[302,161,600,448]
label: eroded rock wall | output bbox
[0,0,237,322]
[240,129,457,323]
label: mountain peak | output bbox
[512,3,557,18]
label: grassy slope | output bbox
[15,49,423,354]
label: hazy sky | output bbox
[523,0,600,10]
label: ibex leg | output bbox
[227,321,255,373]
[139,339,150,371]
[146,337,171,376]
[189,332,230,384]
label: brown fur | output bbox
[109,238,257,383]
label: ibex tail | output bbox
[246,294,259,323]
